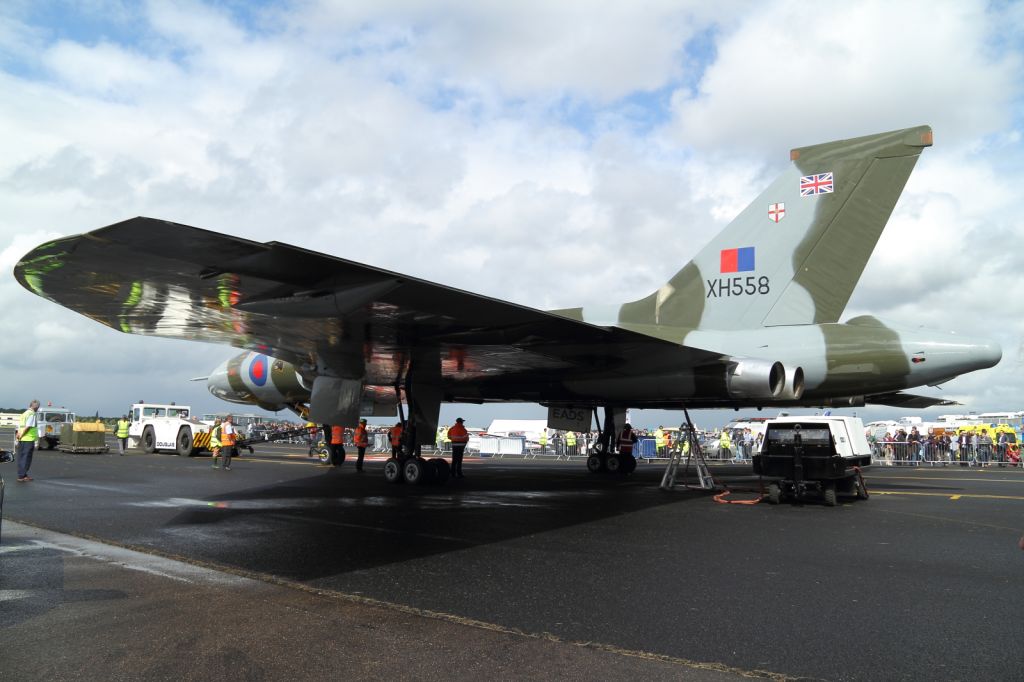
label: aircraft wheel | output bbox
[586,454,605,473]
[383,457,403,483]
[823,483,838,507]
[855,476,869,500]
[767,483,782,505]
[430,458,451,484]
[606,454,623,474]
[176,428,194,457]
[142,427,156,454]
[403,457,427,485]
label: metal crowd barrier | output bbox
[472,436,526,457]
[870,440,1023,467]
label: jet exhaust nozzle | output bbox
[726,359,785,400]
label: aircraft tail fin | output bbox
[615,125,933,331]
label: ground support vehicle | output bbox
[56,422,109,454]
[753,417,871,507]
[35,408,76,451]
[128,403,213,457]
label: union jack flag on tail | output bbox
[799,172,834,196]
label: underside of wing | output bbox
[865,392,959,409]
[15,217,722,403]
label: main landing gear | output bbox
[586,407,637,476]
[383,370,452,486]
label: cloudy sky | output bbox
[1,0,1022,428]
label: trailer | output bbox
[752,416,871,507]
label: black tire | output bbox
[40,437,53,451]
[823,483,837,507]
[176,428,194,457]
[767,483,782,505]
[606,454,623,474]
[142,426,156,454]
[422,459,439,484]
[430,458,451,484]
[383,457,403,483]
[586,454,605,473]
[403,457,427,485]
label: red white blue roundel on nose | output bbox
[249,354,269,386]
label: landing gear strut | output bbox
[384,368,449,486]
[586,407,636,476]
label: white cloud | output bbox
[668,0,1022,153]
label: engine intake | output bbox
[726,359,785,400]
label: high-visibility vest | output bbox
[654,429,666,448]
[539,431,547,446]
[442,428,451,444]
[566,432,576,447]
[221,423,236,446]
[210,424,222,448]
[331,425,344,445]
[719,432,731,448]
[116,419,131,438]
[448,424,469,444]
[18,409,38,442]
[354,426,369,448]
[618,428,634,454]
[390,426,403,446]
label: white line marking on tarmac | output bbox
[0,590,36,602]
[40,480,130,493]
[4,522,254,587]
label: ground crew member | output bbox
[565,430,577,457]
[538,429,548,453]
[618,423,637,457]
[15,399,40,482]
[718,429,732,460]
[115,414,131,456]
[655,426,666,457]
[329,424,346,466]
[442,426,451,453]
[218,415,237,470]
[390,422,404,458]
[448,417,469,478]
[353,418,369,471]
[209,418,223,468]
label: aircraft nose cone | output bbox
[976,339,1002,369]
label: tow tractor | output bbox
[35,407,76,451]
[129,402,213,456]
[753,416,871,507]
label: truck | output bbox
[35,407,76,451]
[752,416,871,507]
[128,403,213,457]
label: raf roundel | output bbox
[249,354,269,387]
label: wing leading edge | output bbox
[14,217,724,403]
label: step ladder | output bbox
[660,440,715,490]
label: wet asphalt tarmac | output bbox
[3,440,1023,681]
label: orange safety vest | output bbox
[389,425,403,446]
[354,425,369,448]
[448,423,469,444]
[330,425,344,445]
[221,423,236,446]
[618,428,634,454]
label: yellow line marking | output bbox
[872,491,1024,501]
[10,518,794,681]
